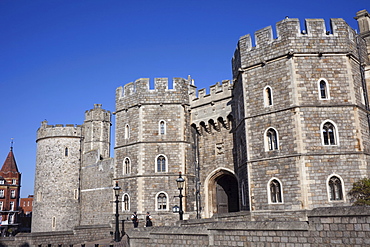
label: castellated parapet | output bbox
[36,120,82,141]
[232,18,358,77]
[190,80,233,132]
[115,77,191,112]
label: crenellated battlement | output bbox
[233,17,358,77]
[190,80,232,106]
[190,80,233,134]
[115,77,191,111]
[84,104,111,122]
[37,120,82,141]
[116,77,190,98]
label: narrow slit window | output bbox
[264,86,273,106]
[159,121,166,135]
[318,79,330,100]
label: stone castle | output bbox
[32,10,370,233]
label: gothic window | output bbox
[12,179,16,185]
[156,155,167,172]
[269,179,283,203]
[266,128,279,151]
[0,180,4,184]
[159,120,166,135]
[123,158,131,175]
[321,121,338,146]
[125,124,130,139]
[328,176,343,201]
[65,147,68,157]
[10,201,14,211]
[264,86,273,106]
[0,202,3,211]
[0,190,4,198]
[123,194,130,211]
[318,79,330,100]
[157,192,167,210]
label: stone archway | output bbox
[204,168,239,218]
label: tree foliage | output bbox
[348,177,370,206]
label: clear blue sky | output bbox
[0,0,368,198]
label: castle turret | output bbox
[83,104,111,159]
[32,121,82,232]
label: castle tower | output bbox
[32,121,82,232]
[114,78,192,223]
[83,104,111,159]
[232,17,370,214]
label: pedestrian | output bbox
[145,212,153,227]
[131,212,139,228]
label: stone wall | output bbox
[126,206,370,247]
[0,225,112,246]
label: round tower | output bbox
[114,77,192,224]
[32,121,82,232]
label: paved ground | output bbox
[77,235,129,247]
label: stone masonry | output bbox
[30,10,370,243]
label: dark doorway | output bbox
[215,174,239,213]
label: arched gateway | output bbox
[204,168,239,218]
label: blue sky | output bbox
[0,0,368,198]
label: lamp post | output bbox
[113,182,121,242]
[176,172,185,220]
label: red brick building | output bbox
[19,195,33,215]
[0,147,21,228]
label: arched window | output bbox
[321,121,338,146]
[156,155,167,172]
[157,192,167,210]
[264,86,273,106]
[328,176,343,201]
[269,179,283,203]
[125,124,130,139]
[318,79,330,100]
[159,120,166,135]
[123,158,131,175]
[65,147,68,157]
[123,194,130,211]
[266,128,279,151]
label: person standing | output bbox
[145,212,153,227]
[131,212,139,228]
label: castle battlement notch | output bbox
[233,18,359,77]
